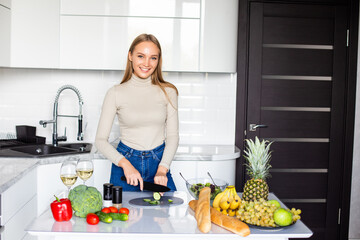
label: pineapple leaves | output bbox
[243,136,273,180]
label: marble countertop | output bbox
[0,154,86,194]
[26,192,312,240]
[0,143,240,194]
[95,143,241,161]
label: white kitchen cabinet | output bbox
[93,159,112,193]
[6,0,237,72]
[36,163,64,216]
[10,0,59,68]
[60,16,200,71]
[36,162,86,216]
[0,0,10,8]
[0,4,10,67]
[199,0,238,72]
[61,0,201,18]
[0,168,37,240]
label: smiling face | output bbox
[129,41,160,79]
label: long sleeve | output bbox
[95,86,124,166]
[159,88,179,170]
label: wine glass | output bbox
[76,156,94,185]
[60,157,78,196]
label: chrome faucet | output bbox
[39,85,84,146]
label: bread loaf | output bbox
[194,187,211,233]
[189,199,250,237]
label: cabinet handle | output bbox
[249,124,268,131]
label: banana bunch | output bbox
[212,186,241,216]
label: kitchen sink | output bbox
[58,143,92,152]
[11,145,76,155]
[0,143,92,158]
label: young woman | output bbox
[95,34,179,191]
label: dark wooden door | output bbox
[245,3,347,240]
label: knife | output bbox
[120,176,170,192]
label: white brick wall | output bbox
[0,68,236,145]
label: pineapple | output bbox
[242,136,273,201]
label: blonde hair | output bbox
[121,34,178,107]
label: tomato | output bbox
[119,207,129,215]
[86,213,99,225]
[109,206,118,213]
[101,207,111,213]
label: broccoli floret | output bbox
[68,185,102,218]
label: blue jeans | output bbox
[110,141,177,191]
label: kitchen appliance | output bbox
[120,176,170,192]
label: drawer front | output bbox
[2,195,37,240]
[1,169,37,225]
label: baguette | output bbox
[194,187,211,233]
[189,199,250,237]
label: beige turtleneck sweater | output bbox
[95,74,179,170]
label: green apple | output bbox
[267,199,281,208]
[274,208,293,226]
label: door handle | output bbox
[249,124,268,131]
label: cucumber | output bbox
[153,192,161,201]
[149,200,160,205]
[95,211,113,223]
[168,199,173,203]
[143,198,151,202]
[109,213,129,221]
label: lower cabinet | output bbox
[1,168,37,240]
[36,162,86,216]
[93,159,112,193]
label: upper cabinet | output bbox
[3,0,238,72]
[199,0,238,72]
[0,1,11,67]
[10,0,59,68]
[59,0,201,71]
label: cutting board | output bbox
[128,196,184,207]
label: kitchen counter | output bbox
[98,142,241,161]
[0,144,240,194]
[0,155,82,193]
[26,192,312,240]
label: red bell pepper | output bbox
[50,195,73,221]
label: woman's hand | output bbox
[118,157,143,190]
[154,165,168,187]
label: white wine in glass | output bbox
[60,157,78,196]
[76,157,94,185]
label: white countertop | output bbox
[100,142,241,161]
[0,144,240,194]
[26,192,312,240]
[0,155,79,193]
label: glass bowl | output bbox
[186,178,229,200]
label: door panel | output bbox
[267,172,328,199]
[270,142,329,169]
[246,2,347,240]
[261,111,331,138]
[261,80,332,107]
[290,202,327,228]
[262,48,333,76]
[263,17,334,44]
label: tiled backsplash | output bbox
[0,68,236,145]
